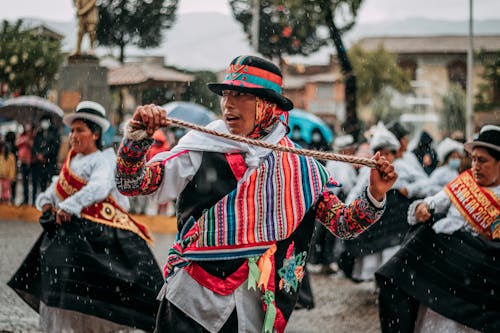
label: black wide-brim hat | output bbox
[464,125,500,153]
[207,55,294,111]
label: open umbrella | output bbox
[0,95,64,127]
[287,109,334,145]
[162,101,217,126]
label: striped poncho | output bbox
[164,136,329,280]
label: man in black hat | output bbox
[116,55,397,332]
[376,124,500,333]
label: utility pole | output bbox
[466,0,474,139]
[251,0,260,53]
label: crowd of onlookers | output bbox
[0,115,186,217]
[0,116,60,205]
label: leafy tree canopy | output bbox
[97,0,179,62]
[475,49,500,111]
[348,43,411,105]
[231,0,362,61]
[441,83,466,134]
[0,20,63,97]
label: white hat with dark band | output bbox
[63,101,110,131]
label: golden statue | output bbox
[73,0,99,55]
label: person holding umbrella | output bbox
[116,55,397,332]
[8,101,163,332]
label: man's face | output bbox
[471,147,500,187]
[221,90,256,136]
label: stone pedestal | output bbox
[58,54,111,117]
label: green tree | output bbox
[0,20,63,97]
[370,87,406,123]
[317,0,363,139]
[441,83,466,134]
[96,0,179,63]
[348,43,411,105]
[230,0,361,62]
[230,0,328,62]
[475,50,500,111]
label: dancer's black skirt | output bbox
[376,223,500,333]
[8,216,164,332]
[339,190,412,277]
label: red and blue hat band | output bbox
[223,64,283,94]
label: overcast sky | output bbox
[1,0,500,23]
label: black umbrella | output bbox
[0,95,64,126]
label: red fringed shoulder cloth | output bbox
[56,149,153,243]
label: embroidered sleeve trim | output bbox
[315,186,385,239]
[116,138,164,196]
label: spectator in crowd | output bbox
[290,124,309,148]
[0,140,16,203]
[429,137,464,188]
[32,115,61,204]
[5,131,18,204]
[15,123,35,205]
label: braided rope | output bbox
[166,118,376,168]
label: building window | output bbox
[398,59,417,80]
[316,83,333,100]
[447,59,466,90]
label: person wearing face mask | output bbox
[31,115,61,205]
[290,124,308,148]
[376,124,500,333]
[428,138,464,189]
[115,55,397,333]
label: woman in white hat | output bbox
[377,124,500,333]
[8,101,164,333]
[428,137,465,189]
[340,122,408,282]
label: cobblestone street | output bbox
[0,219,379,333]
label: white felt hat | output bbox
[333,134,356,151]
[63,101,110,131]
[437,138,464,162]
[370,122,401,152]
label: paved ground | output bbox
[0,219,380,333]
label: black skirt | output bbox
[339,190,412,278]
[376,223,500,333]
[8,216,164,332]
